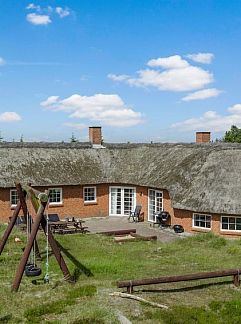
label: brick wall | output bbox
[172,209,241,237]
[1,184,241,237]
[0,188,15,223]
[0,184,173,223]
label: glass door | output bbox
[110,188,122,215]
[148,189,163,222]
[110,187,136,216]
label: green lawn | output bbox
[1,226,241,323]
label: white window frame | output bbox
[49,188,63,205]
[109,186,136,216]
[10,189,18,207]
[220,216,241,232]
[148,189,163,222]
[83,186,97,203]
[192,213,212,230]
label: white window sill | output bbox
[192,226,211,231]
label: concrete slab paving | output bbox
[83,216,186,243]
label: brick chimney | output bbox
[196,132,211,143]
[89,127,102,145]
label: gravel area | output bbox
[83,216,188,242]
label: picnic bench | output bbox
[49,218,88,234]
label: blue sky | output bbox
[0,0,241,142]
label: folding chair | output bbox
[128,205,142,223]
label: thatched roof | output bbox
[1,141,241,215]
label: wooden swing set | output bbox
[0,182,72,292]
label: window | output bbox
[148,189,163,222]
[221,216,241,231]
[10,189,18,206]
[109,187,136,216]
[49,188,62,205]
[193,213,211,229]
[84,187,96,203]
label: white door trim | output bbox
[148,189,163,222]
[109,186,136,216]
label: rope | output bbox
[44,203,50,283]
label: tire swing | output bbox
[25,212,42,278]
[25,264,42,277]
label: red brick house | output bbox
[1,127,241,237]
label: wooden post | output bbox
[233,274,240,287]
[0,183,26,255]
[127,285,133,294]
[40,216,72,282]
[27,187,72,282]
[11,201,47,291]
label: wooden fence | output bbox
[117,268,241,293]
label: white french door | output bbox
[148,189,163,222]
[109,187,136,216]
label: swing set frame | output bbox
[0,182,72,291]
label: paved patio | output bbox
[83,216,188,242]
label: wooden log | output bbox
[114,233,157,243]
[109,292,169,309]
[98,229,136,236]
[131,233,157,241]
[118,268,241,291]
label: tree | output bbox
[70,133,78,143]
[0,131,3,142]
[223,125,241,143]
[20,134,24,143]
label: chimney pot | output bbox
[196,132,211,143]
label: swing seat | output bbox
[25,264,42,277]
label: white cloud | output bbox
[41,93,144,127]
[0,112,21,122]
[128,66,213,92]
[40,95,59,107]
[64,122,87,130]
[110,54,214,92]
[108,74,130,81]
[26,5,71,25]
[26,13,51,25]
[147,55,189,69]
[186,53,214,64]
[182,88,222,101]
[0,57,5,66]
[26,3,41,11]
[171,103,241,132]
[228,104,241,114]
[56,7,70,18]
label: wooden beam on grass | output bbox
[118,268,241,293]
[98,229,136,236]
